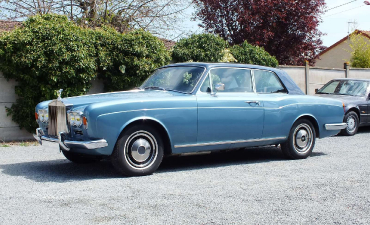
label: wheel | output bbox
[340,111,359,136]
[62,150,103,163]
[281,119,316,159]
[111,124,164,176]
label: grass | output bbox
[0,140,38,147]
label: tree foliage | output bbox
[172,33,228,62]
[230,41,278,67]
[95,28,171,91]
[0,14,170,132]
[193,0,326,65]
[0,0,192,39]
[350,34,370,68]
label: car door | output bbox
[196,67,264,151]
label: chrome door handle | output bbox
[245,101,260,106]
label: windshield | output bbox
[141,66,205,93]
[317,80,368,96]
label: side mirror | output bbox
[315,88,319,94]
[215,83,225,91]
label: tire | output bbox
[111,124,164,176]
[340,111,359,136]
[281,119,316,159]
[62,150,103,163]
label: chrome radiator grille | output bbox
[48,100,69,136]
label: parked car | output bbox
[34,63,346,176]
[315,78,370,136]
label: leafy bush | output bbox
[0,14,170,132]
[172,34,228,62]
[95,29,171,92]
[230,41,279,67]
[350,34,370,68]
[0,14,97,132]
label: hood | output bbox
[36,90,186,110]
[315,94,366,104]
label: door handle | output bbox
[245,101,260,106]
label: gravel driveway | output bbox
[1,128,370,225]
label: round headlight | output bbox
[74,113,82,127]
[38,109,48,123]
[69,114,76,126]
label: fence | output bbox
[1,65,370,141]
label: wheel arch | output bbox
[293,115,320,138]
[346,107,361,122]
[116,117,173,156]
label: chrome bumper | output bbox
[33,128,108,151]
[325,123,347,130]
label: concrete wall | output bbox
[0,72,33,141]
[1,67,370,141]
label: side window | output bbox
[254,70,286,93]
[204,68,253,92]
[200,75,211,92]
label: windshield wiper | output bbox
[144,86,166,91]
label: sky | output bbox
[180,0,370,48]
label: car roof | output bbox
[331,78,370,82]
[161,62,281,72]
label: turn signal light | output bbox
[35,112,39,121]
[83,116,88,128]
[342,103,345,113]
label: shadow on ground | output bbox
[0,146,326,182]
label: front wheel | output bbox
[111,124,164,176]
[281,119,316,159]
[340,111,359,136]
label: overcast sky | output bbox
[181,0,370,47]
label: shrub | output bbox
[230,41,279,67]
[0,14,97,132]
[95,29,171,92]
[172,34,228,62]
[0,14,170,132]
[350,34,370,68]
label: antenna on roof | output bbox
[348,20,357,40]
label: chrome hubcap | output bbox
[293,123,313,153]
[347,116,356,132]
[124,131,158,169]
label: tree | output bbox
[193,0,326,65]
[0,0,192,39]
[350,33,370,68]
[230,41,278,67]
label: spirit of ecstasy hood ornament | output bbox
[57,89,63,101]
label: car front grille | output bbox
[48,100,69,136]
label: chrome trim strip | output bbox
[33,129,108,150]
[325,123,347,130]
[174,137,286,148]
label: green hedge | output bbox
[172,34,228,62]
[0,14,170,132]
[230,41,279,67]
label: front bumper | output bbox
[33,128,108,151]
[325,123,347,130]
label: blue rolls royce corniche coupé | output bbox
[34,63,347,176]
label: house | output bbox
[0,21,21,32]
[315,30,370,69]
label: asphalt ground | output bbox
[1,127,370,224]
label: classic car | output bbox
[34,63,346,176]
[315,78,370,136]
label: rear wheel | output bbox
[281,119,316,159]
[111,124,164,176]
[62,150,103,163]
[340,111,359,136]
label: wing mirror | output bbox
[315,88,319,94]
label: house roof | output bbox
[317,30,370,57]
[0,21,21,32]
